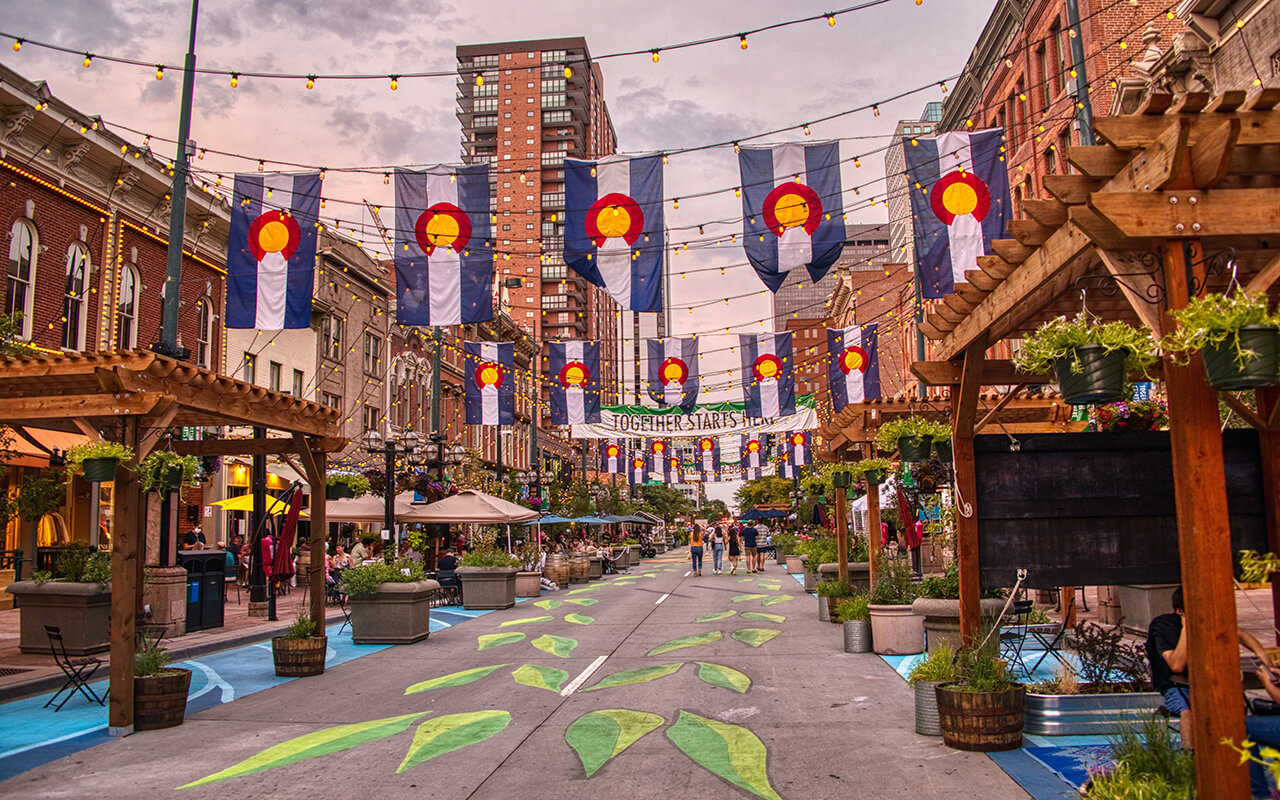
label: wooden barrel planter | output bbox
[272,635,327,677]
[134,668,192,731]
[544,554,570,586]
[570,554,589,584]
[935,684,1025,752]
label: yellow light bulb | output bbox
[803,125,811,136]
[12,39,21,52]
[230,73,239,88]
[306,76,315,89]
[83,54,91,68]
[873,105,880,117]
[827,14,835,26]
[651,50,660,63]
[155,66,164,80]
[854,158,861,168]
[475,74,483,86]
[564,66,572,78]
[384,173,390,185]
[739,35,748,50]
[390,76,399,90]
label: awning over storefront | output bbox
[1,427,90,468]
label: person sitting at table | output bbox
[436,550,459,573]
[331,544,351,571]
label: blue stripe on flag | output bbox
[457,165,495,323]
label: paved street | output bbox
[1,554,1027,800]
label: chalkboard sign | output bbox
[974,430,1265,588]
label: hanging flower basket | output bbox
[865,468,888,485]
[1202,325,1279,390]
[326,484,355,500]
[1054,345,1128,405]
[897,436,933,462]
[81,458,119,483]
[933,440,953,462]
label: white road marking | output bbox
[560,655,608,697]
[655,593,670,605]
[683,571,691,577]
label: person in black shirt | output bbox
[436,550,459,573]
[181,526,206,550]
[741,524,759,573]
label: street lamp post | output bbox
[363,428,421,563]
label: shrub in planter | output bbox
[138,452,200,492]
[8,542,112,655]
[272,614,327,677]
[326,472,371,500]
[875,416,951,462]
[909,644,958,736]
[64,441,135,484]
[1085,715,1194,799]
[134,639,190,731]
[457,548,522,610]
[935,644,1025,752]
[340,558,437,645]
[1163,290,1280,390]
[1014,317,1157,406]
[816,579,858,621]
[836,594,873,653]
[869,560,923,655]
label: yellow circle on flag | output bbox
[426,213,461,249]
[773,193,809,229]
[941,181,979,217]
[663,363,683,382]
[479,365,501,385]
[597,206,632,238]
[258,220,292,253]
[564,365,585,385]
[757,359,779,379]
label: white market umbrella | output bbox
[323,491,418,523]
[401,490,541,524]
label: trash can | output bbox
[179,551,226,632]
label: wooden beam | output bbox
[931,303,965,325]
[911,359,1050,387]
[974,385,1027,434]
[1095,110,1280,150]
[108,418,139,736]
[71,418,102,441]
[964,269,999,292]
[1067,145,1130,179]
[170,436,348,457]
[1169,91,1211,115]
[954,339,985,645]
[1044,174,1101,205]
[1246,251,1280,293]
[308,450,328,638]
[1136,92,1175,116]
[1222,392,1267,431]
[1069,205,1145,251]
[1090,188,1280,239]
[977,256,1018,280]
[1205,90,1248,113]
[1008,219,1055,246]
[954,282,987,306]
[1256,389,1280,564]
[920,318,950,340]
[1021,198,1069,228]
[134,399,178,462]
[1190,118,1242,188]
[0,392,164,420]
[291,433,326,487]
[1243,87,1280,112]
[991,239,1035,264]
[863,442,882,596]
[1096,249,1166,335]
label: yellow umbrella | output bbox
[210,494,293,515]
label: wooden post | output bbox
[309,451,327,631]
[1162,238,1249,799]
[835,484,848,585]
[108,418,140,736]
[1258,388,1280,644]
[864,443,881,594]
[953,340,985,645]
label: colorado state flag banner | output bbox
[739,142,845,292]
[648,439,673,477]
[740,434,769,480]
[739,332,795,418]
[904,129,1011,298]
[777,446,796,479]
[394,165,493,325]
[696,436,721,481]
[549,340,601,425]
[463,341,514,425]
[564,155,664,312]
[628,452,648,485]
[226,172,321,329]
[827,324,881,412]
[786,431,809,468]
[601,440,625,474]
[647,338,699,412]
[664,452,683,485]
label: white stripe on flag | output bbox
[771,144,812,273]
[254,174,297,329]
[596,158,633,308]
[481,342,498,425]
[566,341,585,424]
[935,132,983,286]
[663,339,682,406]
[843,326,866,404]
[426,172,462,324]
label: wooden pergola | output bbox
[913,89,1280,796]
[0,350,346,735]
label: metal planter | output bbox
[1023,690,1164,736]
[915,681,943,736]
[1203,325,1279,390]
[1054,345,1128,405]
[843,619,872,653]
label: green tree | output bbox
[702,499,729,521]
[637,485,692,522]
[734,477,792,512]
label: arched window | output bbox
[115,264,139,350]
[62,243,91,350]
[6,220,37,339]
[195,298,212,368]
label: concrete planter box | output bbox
[1024,690,1163,736]
[515,571,542,598]
[457,567,518,610]
[1116,584,1180,636]
[347,580,439,645]
[629,545,642,563]
[0,567,15,610]
[785,555,805,573]
[912,597,1010,654]
[868,603,924,655]
[655,542,667,554]
[6,580,111,655]
[817,562,871,593]
[587,557,603,580]
[612,547,630,571]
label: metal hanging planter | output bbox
[81,457,119,483]
[162,465,185,488]
[1202,325,1280,390]
[1054,345,1128,405]
[865,468,888,485]
[933,440,953,462]
[326,484,355,500]
[897,436,933,462]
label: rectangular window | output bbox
[542,110,572,124]
[62,245,90,350]
[541,151,566,167]
[292,369,304,398]
[1053,22,1066,95]
[1037,46,1049,109]
[323,316,342,360]
[269,361,282,392]
[321,391,341,409]
[541,192,565,208]
[1044,146,1057,175]
[362,405,380,432]
[542,294,568,309]
[541,78,566,94]
[243,353,257,384]
[543,264,568,280]
[542,93,566,109]
[474,97,498,113]
[541,50,566,64]
[363,332,382,376]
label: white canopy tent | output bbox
[403,490,540,524]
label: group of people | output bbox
[687,521,765,577]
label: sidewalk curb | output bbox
[0,608,347,705]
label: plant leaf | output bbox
[731,628,781,648]
[740,612,786,624]
[696,611,736,622]
[647,631,722,656]
[512,664,569,693]
[533,599,563,610]
[665,710,782,800]
[498,615,553,628]
[478,632,526,651]
[614,580,635,585]
[695,662,751,694]
[565,709,664,777]
[404,664,510,695]
[567,586,600,595]
[735,577,755,583]
[731,593,769,603]
[761,595,793,606]
[178,712,427,788]
[564,613,594,625]
[582,663,682,692]
[531,634,578,658]
[396,711,510,773]
[564,597,598,606]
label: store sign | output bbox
[572,397,818,440]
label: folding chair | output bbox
[336,592,352,635]
[999,600,1035,679]
[224,573,241,605]
[436,570,462,606]
[44,626,104,711]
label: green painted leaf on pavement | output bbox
[568,586,600,595]
[397,711,511,773]
[512,664,569,693]
[647,631,722,657]
[740,612,786,624]
[665,710,782,800]
[694,662,751,694]
[731,594,768,603]
[695,610,737,622]
[564,597,598,606]
[531,634,578,658]
[478,632,526,651]
[566,709,664,777]
[565,613,594,625]
[582,663,682,692]
[405,664,510,695]
[731,628,781,648]
[499,615,553,627]
[177,712,427,788]
[761,595,793,606]
[735,577,755,583]
[533,599,563,610]
[614,580,635,585]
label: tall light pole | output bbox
[364,429,420,563]
[156,0,198,359]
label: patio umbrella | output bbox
[572,516,610,525]
[620,515,656,525]
[760,509,788,519]
[322,492,417,523]
[211,494,292,515]
[738,509,764,520]
[523,514,572,525]
[401,490,540,524]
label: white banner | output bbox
[571,399,818,440]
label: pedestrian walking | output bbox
[727,527,741,574]
[689,525,705,576]
[710,525,725,574]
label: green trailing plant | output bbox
[338,558,425,596]
[281,614,318,640]
[869,559,918,605]
[1163,290,1279,366]
[908,644,958,686]
[833,594,870,622]
[53,542,111,587]
[1239,549,1280,584]
[137,452,200,492]
[918,563,1005,600]
[794,534,867,568]
[63,441,134,483]
[1086,715,1195,800]
[1013,316,1158,376]
[770,533,797,557]
[815,580,857,598]
[848,457,892,477]
[951,642,1018,693]
[17,474,63,522]
[874,416,952,452]
[326,472,372,496]
[458,548,522,569]
[31,569,52,584]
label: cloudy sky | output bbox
[0,0,995,506]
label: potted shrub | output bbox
[1014,316,1157,405]
[456,548,522,610]
[137,452,200,492]
[836,594,872,653]
[1163,290,1280,390]
[851,457,893,486]
[134,638,191,731]
[339,558,439,645]
[326,472,371,500]
[816,579,857,622]
[935,643,1026,752]
[875,416,951,462]
[908,644,958,736]
[64,441,135,484]
[911,563,1008,653]
[272,613,327,677]
[868,560,923,655]
[6,542,111,655]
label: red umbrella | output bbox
[896,485,920,550]
[271,488,304,578]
